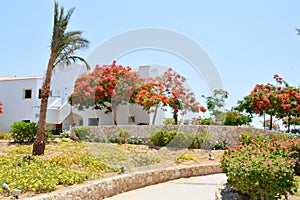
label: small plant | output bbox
[175,152,197,163]
[0,131,12,140]
[212,140,229,150]
[125,136,147,145]
[198,131,212,148]
[60,130,70,138]
[10,121,37,143]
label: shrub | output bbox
[73,126,92,141]
[11,121,37,143]
[200,118,213,125]
[221,139,300,199]
[176,152,197,163]
[150,129,200,148]
[150,129,168,146]
[198,131,212,148]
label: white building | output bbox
[0,64,164,132]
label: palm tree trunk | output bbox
[151,104,159,125]
[32,58,55,155]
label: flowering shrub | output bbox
[221,138,300,199]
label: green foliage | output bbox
[73,126,95,141]
[0,131,12,140]
[163,118,182,125]
[224,111,251,126]
[198,131,212,148]
[221,138,300,199]
[200,118,213,125]
[59,130,70,138]
[212,140,229,150]
[176,152,197,163]
[11,121,37,143]
[150,129,202,148]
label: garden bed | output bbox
[0,139,223,199]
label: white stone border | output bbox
[26,163,222,200]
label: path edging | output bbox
[26,163,222,200]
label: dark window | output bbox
[128,116,135,123]
[22,120,30,123]
[24,89,32,99]
[79,119,83,126]
[88,118,99,126]
[38,89,42,99]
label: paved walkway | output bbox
[104,173,227,200]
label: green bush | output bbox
[150,129,168,146]
[73,126,92,141]
[221,139,300,199]
[150,129,200,148]
[200,118,213,125]
[11,121,37,143]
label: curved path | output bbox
[104,173,227,200]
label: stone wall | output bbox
[26,163,222,200]
[87,125,280,147]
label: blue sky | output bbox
[1,1,300,126]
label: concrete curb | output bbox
[26,163,222,200]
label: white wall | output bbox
[0,77,42,131]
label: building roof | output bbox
[0,75,43,81]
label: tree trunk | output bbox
[263,114,266,130]
[287,115,291,133]
[173,109,178,125]
[151,104,159,125]
[112,103,117,125]
[32,57,55,155]
[269,115,273,130]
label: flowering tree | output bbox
[69,61,143,125]
[131,78,169,124]
[237,74,300,132]
[132,68,206,124]
[0,101,3,114]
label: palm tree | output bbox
[33,2,90,155]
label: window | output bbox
[38,89,42,99]
[128,116,135,124]
[22,120,30,123]
[79,119,83,126]
[88,118,99,126]
[24,89,32,99]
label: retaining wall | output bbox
[27,163,222,200]
[87,125,280,147]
